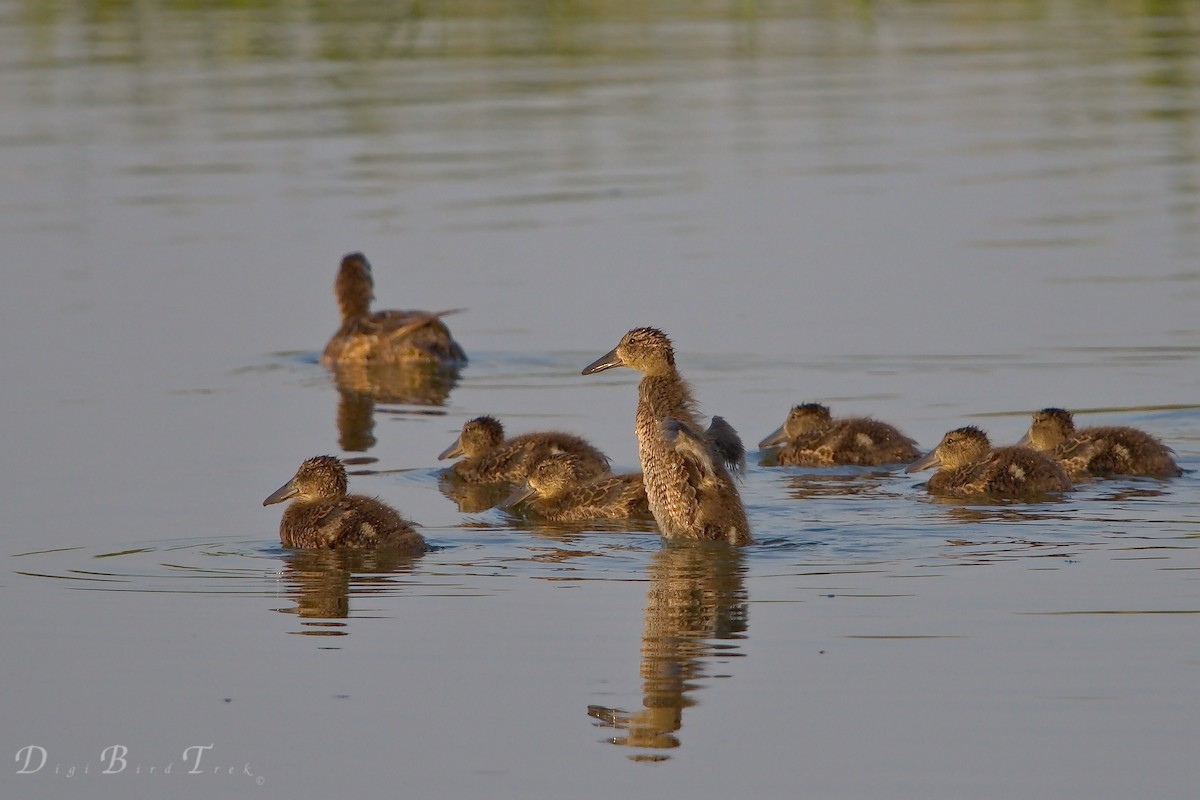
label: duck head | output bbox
[264,455,348,505]
[906,426,991,473]
[582,327,676,377]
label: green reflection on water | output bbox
[12,1,1200,65]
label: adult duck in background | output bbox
[438,415,611,483]
[759,402,920,466]
[906,426,1073,498]
[321,252,467,367]
[500,453,650,522]
[582,327,752,545]
[1018,407,1181,478]
[263,455,427,553]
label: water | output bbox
[2,1,1199,798]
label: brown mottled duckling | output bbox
[321,252,467,367]
[1018,408,1181,478]
[583,327,752,545]
[906,426,1073,498]
[759,402,920,466]
[500,453,650,522]
[263,456,427,553]
[438,415,610,483]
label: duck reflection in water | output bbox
[588,543,748,754]
[330,360,459,452]
[437,472,514,514]
[277,548,423,629]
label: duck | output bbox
[438,415,611,483]
[906,426,1073,498]
[321,252,467,367]
[499,453,650,522]
[582,327,752,545]
[759,402,920,466]
[263,455,427,553]
[1018,408,1181,478]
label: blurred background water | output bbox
[2,2,1198,798]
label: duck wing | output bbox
[706,416,746,475]
[660,418,718,479]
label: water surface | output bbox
[2,2,1198,798]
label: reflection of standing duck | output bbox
[263,456,427,553]
[906,426,1072,498]
[437,415,610,483]
[1018,408,1181,478]
[759,402,919,466]
[500,453,649,522]
[583,327,752,545]
[321,252,467,367]
[588,543,748,752]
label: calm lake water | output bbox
[3,1,1199,798]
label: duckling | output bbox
[263,455,427,553]
[321,252,467,367]
[759,402,920,466]
[500,453,650,522]
[1019,408,1181,478]
[583,327,752,545]
[438,415,610,483]
[906,426,1073,498]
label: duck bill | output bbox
[905,450,942,474]
[438,439,464,460]
[263,479,299,506]
[499,483,536,510]
[1015,430,1033,447]
[582,347,624,375]
[758,425,788,449]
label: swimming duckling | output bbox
[583,327,752,545]
[321,252,467,367]
[1018,408,1181,478]
[906,426,1073,498]
[759,402,920,466]
[500,453,650,522]
[438,415,611,483]
[263,455,427,553]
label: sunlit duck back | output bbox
[583,327,752,545]
[500,453,650,522]
[321,252,467,367]
[906,426,1073,498]
[438,415,610,483]
[759,402,920,466]
[1019,408,1181,478]
[263,455,427,553]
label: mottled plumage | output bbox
[1019,408,1181,478]
[907,426,1073,498]
[583,327,752,545]
[321,252,467,367]
[500,453,650,522]
[438,415,610,483]
[759,402,920,466]
[263,456,427,553]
